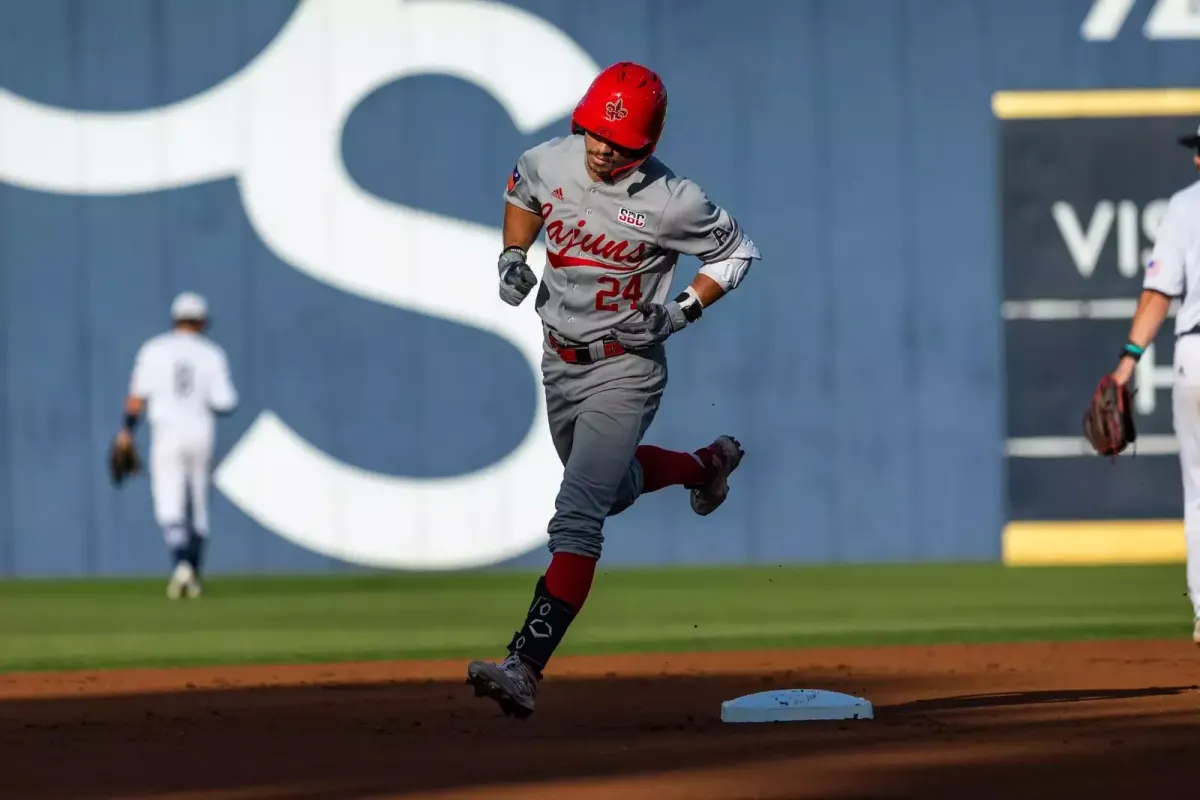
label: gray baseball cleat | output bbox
[466,654,539,719]
[689,435,745,516]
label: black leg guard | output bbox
[506,576,577,675]
[188,533,206,577]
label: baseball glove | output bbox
[1082,375,1137,459]
[108,438,142,485]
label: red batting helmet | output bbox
[571,62,668,154]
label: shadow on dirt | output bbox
[891,684,1198,712]
[0,672,1197,799]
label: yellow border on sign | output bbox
[996,87,1193,565]
[1002,520,1185,565]
[992,88,1200,120]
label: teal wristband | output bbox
[1123,343,1145,360]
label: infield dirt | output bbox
[1,639,1198,799]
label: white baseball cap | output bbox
[171,291,208,321]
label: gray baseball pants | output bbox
[540,335,667,559]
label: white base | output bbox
[721,689,874,723]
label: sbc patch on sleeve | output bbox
[507,165,521,193]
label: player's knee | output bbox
[547,522,603,560]
[607,494,637,518]
[607,461,644,517]
[549,538,603,559]
[161,524,188,548]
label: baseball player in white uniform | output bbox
[1111,124,1200,645]
[116,292,238,599]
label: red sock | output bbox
[544,552,597,612]
[636,445,714,493]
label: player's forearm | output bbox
[687,235,760,310]
[503,203,544,252]
[1126,290,1171,351]
[118,396,144,442]
[124,396,145,418]
[688,273,726,307]
[1113,290,1171,383]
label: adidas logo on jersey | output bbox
[552,187,565,201]
[618,207,646,228]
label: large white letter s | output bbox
[0,0,602,569]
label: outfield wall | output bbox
[0,0,1196,577]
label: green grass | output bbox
[0,563,1191,673]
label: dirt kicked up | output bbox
[0,640,1197,799]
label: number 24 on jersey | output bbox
[595,274,643,312]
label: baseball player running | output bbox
[466,62,761,717]
[114,292,238,599]
[1097,124,1200,646]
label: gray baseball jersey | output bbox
[504,135,745,344]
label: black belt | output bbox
[547,332,626,364]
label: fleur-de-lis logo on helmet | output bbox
[604,97,628,122]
